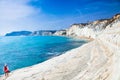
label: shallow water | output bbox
[0,36,86,74]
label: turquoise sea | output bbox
[0,36,86,74]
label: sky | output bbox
[0,0,120,35]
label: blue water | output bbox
[0,36,86,74]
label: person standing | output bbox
[3,64,10,78]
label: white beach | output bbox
[0,14,120,80]
[0,26,119,80]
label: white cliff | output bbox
[55,14,120,39]
[54,30,66,36]
[0,14,120,80]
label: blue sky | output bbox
[0,0,120,35]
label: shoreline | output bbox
[73,36,94,42]
[0,40,91,80]
[0,36,89,78]
[0,30,119,80]
[1,14,120,80]
[1,26,119,80]
[0,36,91,80]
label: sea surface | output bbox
[0,36,86,74]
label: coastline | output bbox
[73,36,94,42]
[0,27,120,80]
[0,36,88,80]
[0,39,92,80]
[0,14,120,80]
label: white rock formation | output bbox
[0,14,120,80]
[55,14,120,39]
[54,30,66,36]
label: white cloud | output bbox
[0,0,38,20]
[0,0,41,35]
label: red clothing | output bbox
[4,66,9,73]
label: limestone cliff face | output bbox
[55,14,120,39]
[3,20,120,80]
[54,30,66,36]
[1,14,120,80]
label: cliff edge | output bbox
[54,14,120,39]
